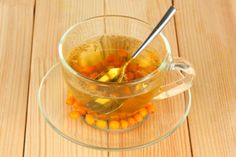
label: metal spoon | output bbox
[88,6,176,114]
[98,6,176,83]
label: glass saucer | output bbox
[38,63,192,151]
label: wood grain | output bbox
[24,0,108,157]
[175,0,236,156]
[0,1,35,157]
[1,0,236,156]
[105,0,192,156]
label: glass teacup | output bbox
[59,15,195,128]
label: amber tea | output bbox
[64,35,165,129]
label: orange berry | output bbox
[73,100,85,108]
[139,108,148,117]
[120,120,129,129]
[80,72,89,77]
[71,64,81,72]
[85,114,95,125]
[94,62,104,71]
[86,110,97,116]
[69,111,80,119]
[118,49,128,57]
[134,71,143,79]
[72,101,80,108]
[127,63,139,72]
[126,72,135,81]
[66,95,75,106]
[89,72,98,79]
[127,112,136,117]
[114,60,124,67]
[134,113,143,122]
[146,104,156,113]
[128,117,137,125]
[145,102,153,107]
[76,106,87,115]
[96,120,108,129]
[109,120,120,129]
[79,66,96,75]
[106,54,115,62]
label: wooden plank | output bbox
[175,0,236,156]
[24,0,108,157]
[0,0,34,6]
[0,1,35,157]
[105,0,192,156]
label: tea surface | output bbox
[67,35,161,82]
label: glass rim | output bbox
[58,15,172,86]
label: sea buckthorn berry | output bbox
[139,108,148,117]
[71,64,81,73]
[109,120,120,129]
[127,63,139,72]
[66,96,75,106]
[126,72,135,81]
[114,60,124,67]
[134,113,143,122]
[128,117,137,125]
[73,100,86,109]
[146,104,156,113]
[80,66,96,75]
[87,110,97,116]
[134,71,143,79]
[89,72,99,79]
[76,106,87,115]
[106,54,115,62]
[72,101,81,108]
[96,120,108,129]
[69,111,80,119]
[120,120,129,129]
[94,62,104,71]
[118,49,128,58]
[85,114,95,125]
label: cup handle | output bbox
[153,57,196,100]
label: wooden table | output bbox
[0,0,236,156]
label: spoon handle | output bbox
[132,6,176,59]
